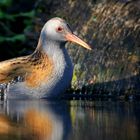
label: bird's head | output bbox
[41,17,92,50]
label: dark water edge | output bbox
[62,92,140,101]
[1,92,140,101]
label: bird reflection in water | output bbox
[0,100,71,140]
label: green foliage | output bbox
[0,0,37,60]
[72,64,87,89]
[0,0,12,7]
[0,0,35,44]
[72,68,78,89]
[0,10,35,20]
[0,10,35,43]
[0,11,14,20]
[0,34,26,42]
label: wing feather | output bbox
[0,53,53,88]
[0,56,30,84]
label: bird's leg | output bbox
[0,83,10,101]
[0,84,6,101]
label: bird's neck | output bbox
[35,37,72,69]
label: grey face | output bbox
[41,17,92,50]
[42,17,72,42]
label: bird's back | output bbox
[0,56,29,84]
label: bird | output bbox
[0,17,92,99]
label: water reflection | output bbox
[0,100,140,140]
[69,101,140,140]
[0,100,71,140]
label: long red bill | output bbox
[65,33,92,50]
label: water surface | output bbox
[0,100,139,140]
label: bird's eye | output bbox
[56,27,63,32]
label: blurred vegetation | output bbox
[0,0,140,97]
[0,0,36,60]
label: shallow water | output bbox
[0,100,139,140]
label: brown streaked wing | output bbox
[0,56,31,84]
[0,53,54,88]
